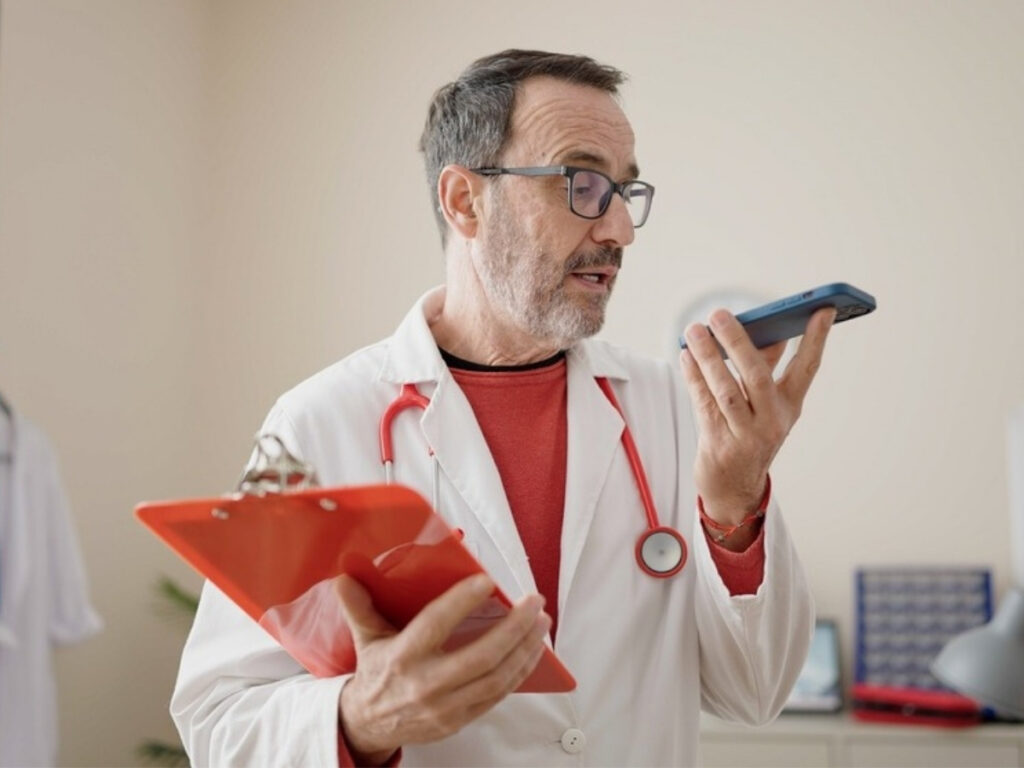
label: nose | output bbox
[590,192,635,248]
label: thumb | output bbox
[335,574,397,649]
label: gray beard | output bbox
[479,238,622,348]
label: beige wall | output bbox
[1,1,1022,764]
[0,1,209,764]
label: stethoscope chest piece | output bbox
[636,526,687,578]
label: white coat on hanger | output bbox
[0,409,103,768]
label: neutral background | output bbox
[1,1,1022,764]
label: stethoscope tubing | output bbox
[379,382,439,512]
[379,383,430,465]
[594,377,660,531]
[378,376,688,578]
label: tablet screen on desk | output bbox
[784,619,842,713]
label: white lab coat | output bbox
[0,411,103,768]
[171,287,813,767]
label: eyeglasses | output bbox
[470,165,655,228]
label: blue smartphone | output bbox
[679,282,876,355]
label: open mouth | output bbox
[569,267,618,288]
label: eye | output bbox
[572,170,606,201]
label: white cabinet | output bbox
[700,713,1024,767]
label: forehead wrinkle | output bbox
[507,90,636,177]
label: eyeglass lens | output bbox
[570,170,651,227]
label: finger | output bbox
[706,310,778,414]
[431,593,546,687]
[443,611,551,718]
[678,349,727,435]
[683,321,752,432]
[398,573,497,656]
[336,574,398,649]
[459,644,547,724]
[778,307,836,407]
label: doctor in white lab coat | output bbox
[171,50,835,767]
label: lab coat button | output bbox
[560,728,586,754]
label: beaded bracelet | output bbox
[698,475,772,543]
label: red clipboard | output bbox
[136,445,575,694]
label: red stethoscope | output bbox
[379,377,688,578]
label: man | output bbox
[172,50,834,766]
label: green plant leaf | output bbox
[156,576,200,615]
[137,739,189,766]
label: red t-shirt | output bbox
[448,353,568,635]
[446,350,766,632]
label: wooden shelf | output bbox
[700,711,1024,767]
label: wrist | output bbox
[698,475,771,547]
[339,682,397,767]
[699,473,770,527]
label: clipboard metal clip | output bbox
[237,434,320,496]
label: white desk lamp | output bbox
[931,405,1024,718]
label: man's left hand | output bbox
[679,307,836,527]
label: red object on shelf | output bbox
[851,684,982,727]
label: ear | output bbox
[437,165,482,240]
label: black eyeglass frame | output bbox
[470,165,655,228]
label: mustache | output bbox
[564,246,622,275]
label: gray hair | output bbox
[419,49,626,245]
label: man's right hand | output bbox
[335,573,551,765]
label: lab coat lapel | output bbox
[381,288,537,596]
[558,343,628,613]
[419,375,537,597]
